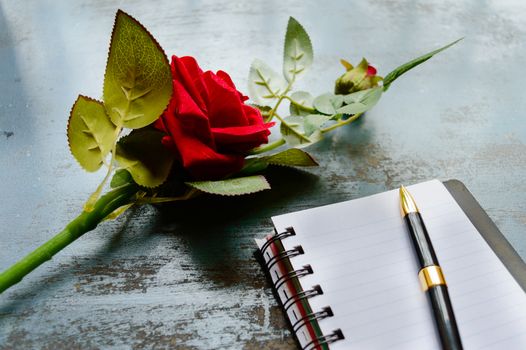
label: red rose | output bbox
[155,55,274,180]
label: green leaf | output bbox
[340,58,354,70]
[110,169,134,188]
[241,149,318,175]
[248,59,288,105]
[289,91,314,116]
[304,114,332,136]
[115,128,174,188]
[252,104,272,116]
[283,17,313,83]
[186,176,271,196]
[67,95,116,172]
[383,38,462,91]
[103,10,173,129]
[313,93,344,115]
[280,116,323,148]
[337,87,383,115]
[265,148,318,167]
[240,157,269,175]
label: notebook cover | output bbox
[444,179,526,291]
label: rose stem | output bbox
[0,183,138,294]
[249,138,286,155]
[320,112,364,133]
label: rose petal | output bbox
[203,71,249,128]
[160,135,178,155]
[157,56,275,180]
[161,107,244,179]
[216,70,236,89]
[243,105,264,125]
[164,80,214,147]
[217,70,247,101]
[172,55,209,113]
[211,122,274,152]
[177,136,244,179]
[154,115,168,133]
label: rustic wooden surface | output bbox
[1,0,525,349]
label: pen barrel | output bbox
[427,285,463,350]
[405,212,439,267]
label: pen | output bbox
[399,186,463,350]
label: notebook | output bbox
[256,179,526,350]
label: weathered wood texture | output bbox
[1,0,525,349]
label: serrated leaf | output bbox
[103,10,173,129]
[289,91,314,116]
[68,95,116,172]
[252,104,272,116]
[383,38,462,91]
[240,157,269,175]
[110,169,134,188]
[115,128,174,188]
[283,17,313,82]
[304,114,332,136]
[265,148,318,167]
[186,176,270,196]
[248,59,288,105]
[313,93,344,115]
[337,87,383,115]
[280,116,323,148]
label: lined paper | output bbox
[271,180,526,349]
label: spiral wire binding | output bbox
[303,329,345,350]
[265,245,304,270]
[292,306,333,333]
[274,264,313,291]
[260,226,296,254]
[284,285,323,312]
[264,228,345,349]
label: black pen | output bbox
[399,186,463,350]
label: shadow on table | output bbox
[0,166,319,314]
[157,165,321,225]
[152,166,320,286]
[150,119,377,287]
[1,114,382,324]
[1,120,377,311]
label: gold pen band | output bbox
[418,265,446,291]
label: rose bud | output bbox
[334,58,383,95]
[155,55,274,180]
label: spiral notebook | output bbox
[256,179,526,349]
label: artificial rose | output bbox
[334,58,383,95]
[155,55,274,180]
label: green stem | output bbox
[84,124,123,211]
[283,95,316,113]
[321,112,364,133]
[265,77,295,123]
[0,184,137,294]
[135,188,200,205]
[248,138,286,155]
[265,95,286,123]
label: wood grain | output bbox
[1,0,525,348]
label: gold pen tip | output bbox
[399,185,419,216]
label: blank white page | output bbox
[272,180,526,349]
